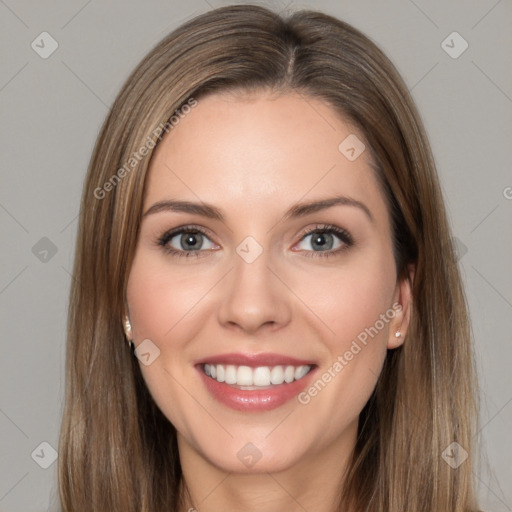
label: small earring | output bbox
[124,317,134,351]
[394,330,402,338]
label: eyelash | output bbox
[155,223,354,259]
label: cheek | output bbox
[125,254,212,431]
[290,256,396,438]
[293,252,396,356]
[126,254,209,342]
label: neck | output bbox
[177,419,359,512]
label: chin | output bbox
[208,445,304,474]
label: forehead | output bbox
[144,90,387,224]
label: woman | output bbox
[58,4,480,511]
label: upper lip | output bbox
[195,352,316,367]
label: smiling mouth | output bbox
[202,363,314,389]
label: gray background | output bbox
[1,0,511,510]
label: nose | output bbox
[216,246,292,335]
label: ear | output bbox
[387,264,415,349]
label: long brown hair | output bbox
[58,4,479,511]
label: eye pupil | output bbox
[181,232,202,250]
[311,232,333,251]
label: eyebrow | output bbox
[142,195,374,223]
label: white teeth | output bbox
[216,364,225,382]
[284,365,295,383]
[270,365,285,385]
[253,366,271,386]
[225,365,237,385]
[237,366,253,386]
[203,363,312,387]
[295,365,310,380]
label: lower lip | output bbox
[197,365,317,412]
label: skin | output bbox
[124,90,413,512]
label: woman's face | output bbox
[125,90,411,474]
